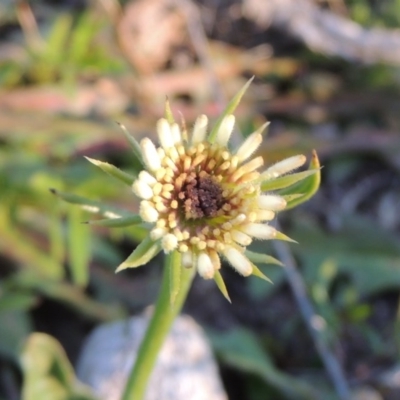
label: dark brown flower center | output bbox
[181,174,225,220]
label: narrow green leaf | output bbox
[245,250,283,267]
[164,97,175,124]
[0,213,64,280]
[50,188,130,218]
[116,122,145,167]
[45,14,72,65]
[208,76,254,143]
[68,207,91,287]
[84,215,142,227]
[261,169,319,191]
[115,235,162,272]
[213,270,231,303]
[251,263,273,283]
[13,272,123,322]
[167,251,182,305]
[85,156,136,185]
[68,13,96,64]
[278,150,321,210]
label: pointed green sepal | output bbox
[164,97,175,124]
[84,215,142,227]
[261,169,319,192]
[50,188,95,206]
[214,270,231,303]
[167,251,182,305]
[275,231,297,243]
[115,235,162,272]
[245,250,283,267]
[278,150,321,210]
[251,263,273,283]
[208,76,254,143]
[49,188,128,218]
[116,122,145,168]
[85,157,136,185]
[253,121,270,136]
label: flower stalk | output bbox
[121,251,195,400]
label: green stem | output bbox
[121,251,195,400]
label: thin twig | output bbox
[174,0,226,108]
[16,1,44,51]
[273,223,352,400]
[243,0,400,65]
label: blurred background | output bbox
[1,0,400,399]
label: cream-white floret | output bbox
[197,252,215,279]
[157,118,174,149]
[255,210,275,221]
[150,227,167,240]
[236,132,262,163]
[161,233,178,252]
[132,180,154,200]
[257,195,286,211]
[261,155,306,180]
[191,114,208,144]
[242,223,277,240]
[140,138,161,171]
[182,250,193,268]
[215,115,235,146]
[231,230,252,246]
[171,123,182,144]
[138,170,157,186]
[223,246,252,276]
[231,214,247,225]
[139,201,159,222]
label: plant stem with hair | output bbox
[121,251,195,400]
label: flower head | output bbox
[128,111,306,281]
[50,80,320,301]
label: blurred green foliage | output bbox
[0,11,124,88]
[0,128,132,366]
[349,0,400,27]
[21,333,97,400]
